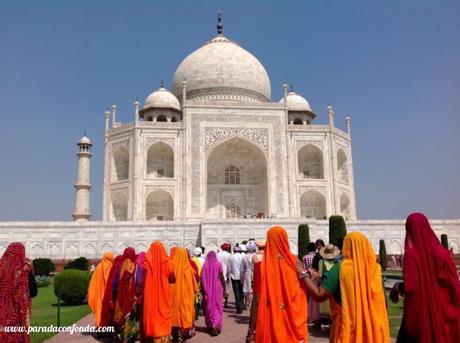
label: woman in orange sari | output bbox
[255,226,308,343]
[171,247,198,342]
[88,252,114,327]
[143,241,176,342]
[299,232,390,343]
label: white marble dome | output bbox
[279,91,312,112]
[79,135,91,145]
[172,35,271,103]
[144,86,181,111]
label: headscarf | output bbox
[0,242,32,343]
[88,252,114,326]
[339,232,390,343]
[201,251,223,331]
[171,248,198,330]
[256,226,307,343]
[113,247,137,327]
[399,213,460,343]
[143,241,175,338]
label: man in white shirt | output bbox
[229,244,245,313]
[217,242,232,308]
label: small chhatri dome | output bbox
[144,83,181,111]
[172,13,271,103]
[79,135,91,145]
[279,91,312,112]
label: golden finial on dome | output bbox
[217,10,223,35]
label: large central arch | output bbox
[206,137,268,219]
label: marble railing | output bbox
[0,218,458,259]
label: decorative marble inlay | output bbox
[205,127,268,152]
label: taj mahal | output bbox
[0,16,458,259]
[98,15,356,224]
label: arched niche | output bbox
[147,142,174,178]
[146,189,174,221]
[293,118,303,125]
[300,190,326,219]
[340,193,351,220]
[157,115,167,122]
[112,191,128,221]
[298,144,323,179]
[206,137,268,219]
[337,149,349,183]
[112,147,129,181]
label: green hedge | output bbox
[33,258,56,276]
[329,215,347,248]
[441,234,449,249]
[379,240,387,272]
[54,269,91,305]
[298,224,310,259]
[64,257,89,271]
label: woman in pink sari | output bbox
[201,250,225,336]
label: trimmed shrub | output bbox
[441,234,449,249]
[35,275,52,288]
[64,257,89,271]
[298,224,310,259]
[33,258,56,276]
[54,269,91,305]
[329,215,347,248]
[378,240,387,272]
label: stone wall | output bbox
[0,218,459,259]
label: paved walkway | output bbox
[45,302,330,343]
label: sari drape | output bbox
[339,232,390,343]
[113,248,137,328]
[0,242,32,343]
[201,251,223,332]
[171,247,198,331]
[143,241,175,338]
[88,252,113,326]
[100,247,135,327]
[398,213,460,343]
[256,226,308,343]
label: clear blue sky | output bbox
[1,0,459,220]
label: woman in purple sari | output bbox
[201,250,226,336]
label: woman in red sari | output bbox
[113,247,137,332]
[100,247,135,329]
[391,213,460,342]
[0,242,37,343]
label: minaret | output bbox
[327,105,335,128]
[72,134,92,222]
[345,115,352,136]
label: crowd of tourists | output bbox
[1,212,460,343]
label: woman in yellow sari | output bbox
[88,252,114,327]
[298,232,390,343]
[171,247,198,342]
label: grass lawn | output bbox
[386,291,404,338]
[30,286,91,343]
